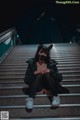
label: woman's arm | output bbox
[24,63,33,85]
[50,59,63,83]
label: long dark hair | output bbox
[34,44,53,64]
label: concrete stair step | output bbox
[0,94,80,106]
[0,84,79,89]
[0,65,80,69]
[2,61,80,64]
[0,85,80,95]
[0,81,80,85]
[4,59,80,63]
[0,104,80,118]
[1,56,80,62]
[0,79,80,86]
[1,63,80,66]
[0,70,80,75]
[5,59,80,65]
[6,55,80,58]
[60,81,80,85]
[10,118,80,120]
[0,78,80,84]
[6,52,80,55]
[0,67,80,71]
[0,78,24,82]
[0,66,27,69]
[0,74,80,79]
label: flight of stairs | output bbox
[0,43,80,120]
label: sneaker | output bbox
[51,96,60,107]
[26,97,33,109]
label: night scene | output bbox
[0,0,80,119]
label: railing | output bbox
[0,27,17,63]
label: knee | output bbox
[36,73,42,79]
[44,73,51,78]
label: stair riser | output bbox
[0,68,80,72]
[0,75,80,79]
[0,86,80,95]
[0,78,80,83]
[0,107,80,118]
[0,66,80,69]
[0,72,80,75]
[0,96,80,106]
[0,81,80,86]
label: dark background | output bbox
[0,0,80,44]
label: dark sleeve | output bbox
[50,60,58,73]
[50,60,63,83]
[24,63,32,85]
[51,65,58,73]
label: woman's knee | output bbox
[44,73,51,78]
[35,73,42,80]
[31,73,42,87]
[44,73,55,84]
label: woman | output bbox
[24,44,69,109]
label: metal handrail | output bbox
[0,27,17,44]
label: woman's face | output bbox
[38,48,48,62]
[38,48,47,56]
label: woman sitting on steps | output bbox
[24,44,69,110]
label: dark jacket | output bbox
[24,58,69,94]
[24,58,62,84]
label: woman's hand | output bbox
[34,68,50,74]
[34,70,40,74]
[43,68,50,74]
